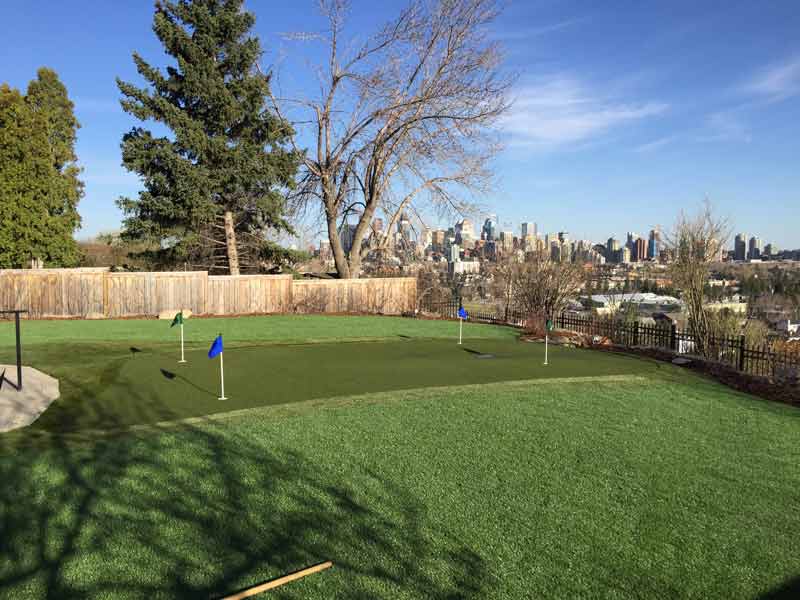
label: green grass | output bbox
[0,316,798,598]
[6,338,650,436]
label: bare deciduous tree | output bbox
[512,251,585,331]
[667,202,729,358]
[270,0,512,278]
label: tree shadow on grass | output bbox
[757,576,800,600]
[0,378,495,599]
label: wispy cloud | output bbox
[499,75,668,148]
[741,56,800,103]
[634,135,679,153]
[697,111,751,143]
[494,18,587,41]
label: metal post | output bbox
[544,335,549,366]
[738,334,746,372]
[670,323,678,352]
[14,311,22,390]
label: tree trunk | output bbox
[326,210,350,279]
[223,210,240,276]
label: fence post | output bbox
[670,323,677,352]
[738,334,746,372]
[633,321,640,347]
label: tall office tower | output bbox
[521,222,537,239]
[647,229,661,260]
[748,236,762,260]
[397,212,412,242]
[634,238,647,262]
[764,243,777,257]
[420,227,432,252]
[319,239,331,260]
[620,246,631,264]
[455,219,474,245]
[340,223,358,254]
[606,237,620,263]
[481,215,498,241]
[499,231,514,253]
[371,218,384,235]
[734,233,747,261]
[431,229,446,252]
[550,242,561,262]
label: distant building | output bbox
[448,243,461,263]
[398,212,412,242]
[431,229,446,252]
[450,260,480,276]
[550,242,561,262]
[340,223,358,254]
[455,219,474,246]
[481,215,497,241]
[319,239,331,260]
[606,238,620,263]
[521,222,537,239]
[748,236,762,261]
[634,238,647,262]
[734,233,747,261]
[499,231,514,253]
[647,229,661,260]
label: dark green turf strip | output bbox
[18,338,655,433]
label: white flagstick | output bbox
[544,334,549,366]
[179,322,186,363]
[218,350,227,400]
[458,316,463,345]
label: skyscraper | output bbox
[647,229,661,260]
[521,222,537,239]
[748,236,762,260]
[455,219,474,246]
[634,238,646,262]
[481,215,497,241]
[734,233,747,261]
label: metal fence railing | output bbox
[419,299,800,380]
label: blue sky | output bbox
[2,1,798,248]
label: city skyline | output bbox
[2,1,798,248]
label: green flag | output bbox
[170,312,184,328]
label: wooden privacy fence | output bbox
[293,278,416,315]
[0,268,415,318]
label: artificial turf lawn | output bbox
[0,316,798,598]
[0,314,648,435]
[1,377,798,599]
[10,338,651,434]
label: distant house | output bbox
[583,293,683,315]
[777,319,800,337]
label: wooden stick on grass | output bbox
[219,561,333,599]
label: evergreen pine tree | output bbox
[0,82,79,268]
[26,67,83,265]
[116,0,299,274]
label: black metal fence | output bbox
[419,299,800,380]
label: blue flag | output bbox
[208,335,223,359]
[458,307,468,319]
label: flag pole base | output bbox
[178,360,187,364]
[218,396,228,401]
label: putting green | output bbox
[32,338,653,433]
